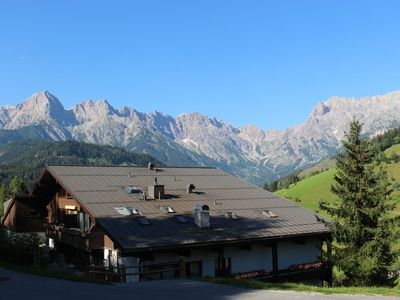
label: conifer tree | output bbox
[10,176,27,195]
[0,184,6,216]
[320,119,399,286]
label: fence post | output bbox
[179,258,186,277]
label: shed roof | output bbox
[45,165,330,252]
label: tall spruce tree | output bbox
[320,119,399,286]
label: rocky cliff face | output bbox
[2,90,400,184]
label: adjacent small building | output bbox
[2,165,331,283]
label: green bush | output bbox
[0,228,40,264]
[332,266,347,287]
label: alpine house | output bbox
[2,164,331,283]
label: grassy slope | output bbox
[384,144,400,157]
[0,260,109,285]
[299,159,336,178]
[275,144,400,213]
[201,277,400,296]
[275,168,336,212]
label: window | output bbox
[127,207,140,215]
[84,213,90,231]
[124,186,143,194]
[261,210,278,218]
[65,209,78,215]
[224,212,240,220]
[175,215,188,223]
[78,211,90,231]
[160,205,175,214]
[185,261,202,277]
[115,207,130,215]
[138,217,151,225]
[115,207,140,216]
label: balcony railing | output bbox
[46,223,90,251]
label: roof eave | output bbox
[120,230,331,255]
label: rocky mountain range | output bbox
[1,90,400,184]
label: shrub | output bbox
[0,228,40,264]
[332,266,347,287]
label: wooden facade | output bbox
[2,179,116,271]
[45,187,116,269]
[2,195,45,233]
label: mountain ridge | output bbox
[1,90,400,184]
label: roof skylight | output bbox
[261,210,278,218]
[138,217,151,225]
[124,186,143,194]
[225,212,240,220]
[115,207,131,216]
[175,215,188,223]
[160,205,175,214]
[127,207,140,215]
[115,207,140,216]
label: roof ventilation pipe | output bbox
[194,204,210,228]
[148,162,155,171]
[187,184,195,194]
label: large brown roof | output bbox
[46,165,330,252]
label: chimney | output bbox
[148,177,165,200]
[148,162,155,171]
[194,204,210,228]
[186,183,195,194]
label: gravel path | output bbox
[0,268,399,300]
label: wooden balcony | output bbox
[46,223,110,252]
[46,224,90,251]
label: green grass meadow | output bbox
[200,277,400,296]
[275,144,400,214]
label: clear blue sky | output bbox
[0,0,399,130]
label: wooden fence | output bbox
[88,260,183,282]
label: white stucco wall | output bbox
[124,238,322,282]
[152,248,218,277]
[225,244,273,273]
[152,244,274,276]
[277,239,321,270]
